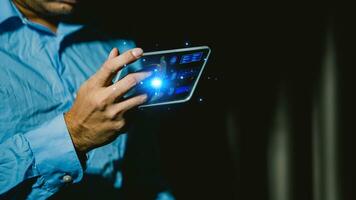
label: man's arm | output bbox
[0,114,83,199]
[0,47,149,199]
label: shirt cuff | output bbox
[24,114,83,191]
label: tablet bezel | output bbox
[138,46,211,108]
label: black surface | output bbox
[53,2,355,199]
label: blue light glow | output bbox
[170,56,178,64]
[175,86,190,94]
[180,52,203,64]
[151,78,162,89]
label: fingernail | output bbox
[142,94,148,102]
[132,48,143,58]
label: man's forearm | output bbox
[0,114,84,199]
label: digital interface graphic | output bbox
[124,47,211,107]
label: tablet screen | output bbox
[124,46,211,107]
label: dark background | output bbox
[57,1,355,200]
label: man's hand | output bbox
[64,48,150,153]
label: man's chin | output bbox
[43,2,77,16]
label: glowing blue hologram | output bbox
[168,87,175,96]
[170,56,178,64]
[175,86,190,94]
[151,78,163,89]
[171,72,177,80]
[131,46,211,108]
[180,52,203,64]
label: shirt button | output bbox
[62,175,73,183]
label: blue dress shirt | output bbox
[0,1,174,199]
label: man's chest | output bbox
[0,38,111,136]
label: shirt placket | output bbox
[19,19,74,111]
[52,35,76,106]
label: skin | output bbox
[13,0,78,32]
[13,0,149,154]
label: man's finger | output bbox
[101,48,120,86]
[111,94,147,115]
[105,71,151,102]
[107,48,119,60]
[93,48,143,86]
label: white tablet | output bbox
[123,46,211,108]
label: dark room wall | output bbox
[63,2,355,200]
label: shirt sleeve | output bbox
[0,114,84,199]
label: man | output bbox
[0,0,174,199]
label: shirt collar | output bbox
[0,0,23,25]
[0,0,84,37]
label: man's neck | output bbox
[13,1,58,33]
